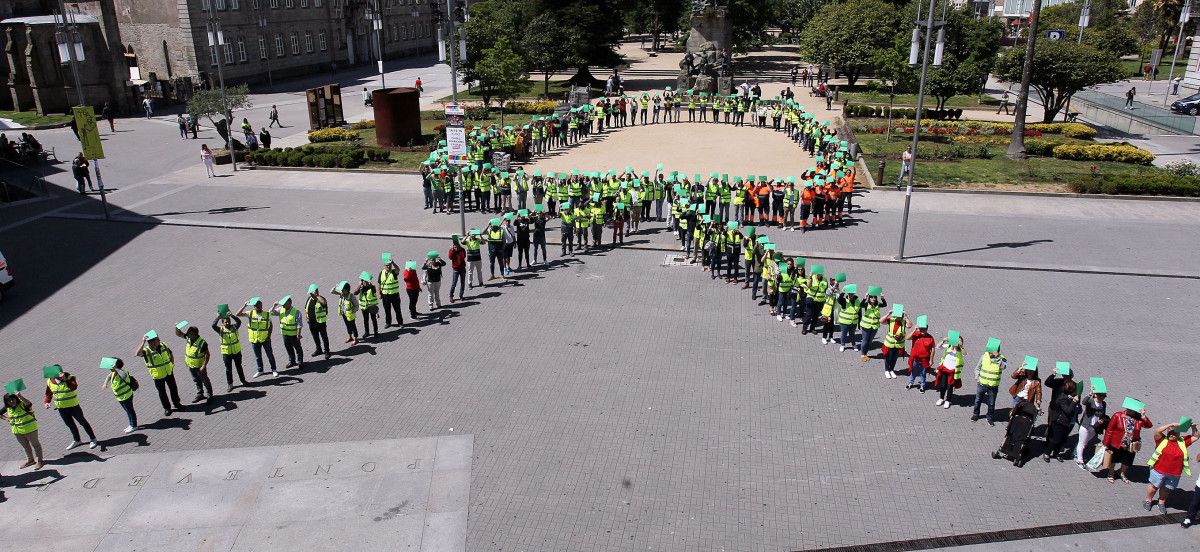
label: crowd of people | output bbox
[0,132,46,164]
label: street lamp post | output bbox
[1162,0,1192,106]
[258,14,273,89]
[56,0,109,219]
[205,5,237,172]
[367,0,386,90]
[445,0,464,237]
[896,0,945,260]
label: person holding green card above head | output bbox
[379,252,404,328]
[137,330,183,416]
[464,229,485,287]
[1043,362,1079,462]
[971,338,1007,425]
[3,379,44,469]
[423,250,446,310]
[41,364,99,450]
[212,304,249,391]
[305,284,331,360]
[237,297,278,379]
[1145,419,1198,515]
[1101,397,1152,484]
[1075,378,1108,465]
[99,357,138,433]
[272,295,305,371]
[858,286,887,361]
[173,322,214,403]
[905,316,935,392]
[933,331,964,409]
[332,281,359,347]
[486,218,505,281]
[356,271,380,339]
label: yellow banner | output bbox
[72,105,105,160]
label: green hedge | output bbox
[1051,143,1154,165]
[1069,173,1200,196]
[843,104,959,120]
[246,145,367,168]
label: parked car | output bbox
[1170,91,1200,116]
[0,250,11,301]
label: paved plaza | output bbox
[3,45,1200,552]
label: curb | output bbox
[245,165,423,175]
[870,187,1200,202]
[18,121,72,131]
[47,212,1200,280]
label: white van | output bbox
[0,250,12,301]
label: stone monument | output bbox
[678,2,734,96]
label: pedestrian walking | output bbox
[99,357,138,433]
[236,298,278,378]
[136,330,183,416]
[173,323,214,403]
[272,295,305,370]
[1125,87,1136,109]
[101,102,115,132]
[1145,418,1197,514]
[201,144,216,177]
[269,105,281,127]
[212,305,249,391]
[2,384,44,469]
[142,97,153,118]
[423,251,446,310]
[40,365,99,450]
[189,113,199,139]
[996,91,1010,115]
[177,114,188,139]
[305,285,331,360]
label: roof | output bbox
[1,14,100,26]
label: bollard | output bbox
[877,160,886,189]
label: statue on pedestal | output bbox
[680,2,732,94]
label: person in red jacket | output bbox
[402,261,422,318]
[1101,400,1152,484]
[447,236,466,303]
[906,318,935,393]
[1145,418,1197,514]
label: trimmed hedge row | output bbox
[245,145,388,169]
[845,104,962,120]
[1051,143,1154,165]
[307,128,359,143]
[1069,173,1200,196]
[885,119,1098,139]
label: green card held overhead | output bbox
[1122,397,1144,411]
[833,272,846,283]
[518,209,529,216]
[503,213,514,221]
[891,304,903,317]
[811,265,824,275]
[1055,361,1071,375]
[43,365,62,379]
[99,357,118,370]
[946,330,960,346]
[764,243,776,251]
[217,303,230,316]
[727,221,739,229]
[615,202,626,209]
[405,261,417,270]
[490,218,501,226]
[176,320,189,331]
[915,315,927,328]
[757,236,769,244]
[382,252,393,264]
[5,378,26,394]
[702,215,712,223]
[144,330,158,340]
[986,338,1002,353]
[796,257,806,266]
[308,283,319,294]
[247,296,262,306]
[592,192,601,201]
[427,250,439,259]
[1090,377,1107,394]
[1177,416,1192,434]
[533,204,545,212]
[842,284,857,295]
[1022,355,1038,371]
[867,286,882,297]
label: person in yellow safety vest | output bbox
[879,305,910,379]
[174,322,214,403]
[818,274,843,344]
[355,271,380,339]
[560,201,575,255]
[1146,418,1197,516]
[775,261,798,323]
[236,297,278,378]
[212,304,249,391]
[332,281,359,346]
[933,331,965,409]
[99,357,138,433]
[836,284,863,352]
[41,364,98,450]
[857,287,888,361]
[3,387,44,469]
[304,284,331,361]
[136,329,183,415]
[272,295,305,371]
[800,266,827,334]
[574,204,591,249]
[378,252,405,327]
[590,196,606,247]
[971,337,1007,426]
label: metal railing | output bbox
[0,158,53,202]
[1072,89,1199,135]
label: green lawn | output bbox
[437,79,587,101]
[856,131,1149,190]
[842,91,1000,108]
[1120,57,1189,81]
[0,110,74,127]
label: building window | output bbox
[408,23,414,40]
[400,23,407,40]
[271,0,278,8]
[285,0,293,7]
[253,0,260,8]
[209,46,217,66]
[230,0,240,9]
[305,31,313,53]
[318,32,327,51]
[202,0,212,10]
[275,33,285,56]
[315,0,322,6]
[224,42,234,64]
[290,32,299,55]
[215,0,226,9]
[300,0,308,7]
[258,36,267,59]
[237,37,247,62]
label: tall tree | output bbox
[525,13,584,96]
[186,84,252,143]
[626,0,687,51]
[798,0,899,85]
[476,36,529,123]
[883,4,1003,108]
[994,40,1125,122]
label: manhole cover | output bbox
[663,255,689,267]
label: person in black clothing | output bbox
[1042,367,1079,461]
[259,128,272,150]
[515,212,532,269]
[305,285,330,360]
[532,211,548,265]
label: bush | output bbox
[505,100,558,115]
[350,120,376,130]
[1051,143,1155,165]
[465,106,491,120]
[307,127,359,143]
[365,148,393,162]
[1069,173,1200,196]
[243,146,366,168]
[1163,160,1200,177]
[1023,138,1057,157]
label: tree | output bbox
[525,13,583,96]
[1034,0,1138,56]
[882,4,1003,109]
[476,36,528,124]
[186,84,252,143]
[994,40,1125,122]
[723,0,780,53]
[625,0,686,51]
[774,0,827,38]
[798,0,899,85]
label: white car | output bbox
[0,250,12,301]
